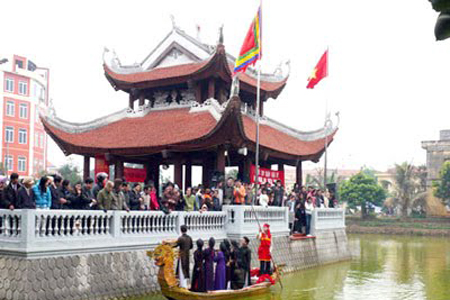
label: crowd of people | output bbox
[169,223,273,292]
[0,172,338,234]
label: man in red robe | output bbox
[257,223,272,275]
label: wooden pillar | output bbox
[114,160,124,180]
[216,146,226,175]
[202,158,213,188]
[174,160,183,190]
[83,156,90,180]
[153,163,160,193]
[138,93,145,107]
[195,82,202,103]
[296,161,303,186]
[185,160,192,189]
[278,163,284,172]
[129,94,134,110]
[146,161,160,192]
[208,78,215,99]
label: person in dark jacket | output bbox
[16,177,35,209]
[128,183,143,210]
[50,175,68,209]
[70,181,94,210]
[239,236,252,287]
[60,179,73,209]
[3,173,21,209]
[272,180,285,207]
[0,176,9,209]
[81,178,97,209]
[93,172,108,199]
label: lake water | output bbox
[134,234,450,300]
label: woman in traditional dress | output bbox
[191,239,206,292]
[203,237,216,291]
[214,242,228,290]
[223,239,232,289]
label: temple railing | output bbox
[310,208,346,235]
[0,209,228,257]
[223,205,290,239]
[0,207,343,256]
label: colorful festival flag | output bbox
[306,50,328,89]
[233,6,262,74]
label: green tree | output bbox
[433,161,450,205]
[393,163,419,218]
[339,171,386,219]
[57,163,82,185]
[305,168,345,190]
[387,163,428,217]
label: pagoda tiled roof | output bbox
[41,97,336,163]
[42,108,218,155]
[241,115,336,158]
[104,61,209,84]
[103,27,289,98]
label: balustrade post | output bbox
[176,212,185,235]
[310,209,318,236]
[111,211,121,238]
[21,209,36,247]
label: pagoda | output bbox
[41,25,337,191]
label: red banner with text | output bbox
[124,167,146,183]
[94,155,110,177]
[250,165,285,186]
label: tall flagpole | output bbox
[254,5,261,206]
[323,47,329,190]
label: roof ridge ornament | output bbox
[218,24,224,45]
[230,75,240,97]
[170,15,177,31]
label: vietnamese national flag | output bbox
[306,50,328,89]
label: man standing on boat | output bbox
[240,236,252,286]
[257,223,272,275]
[173,225,193,289]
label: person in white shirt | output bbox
[286,194,296,233]
[259,189,269,208]
[305,197,314,236]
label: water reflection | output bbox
[134,234,450,300]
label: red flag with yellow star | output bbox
[307,50,328,89]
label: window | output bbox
[40,88,45,101]
[18,81,27,95]
[15,60,23,69]
[19,103,28,119]
[5,78,14,92]
[5,127,14,143]
[18,156,26,172]
[18,129,27,144]
[40,133,44,148]
[4,155,13,171]
[6,101,14,116]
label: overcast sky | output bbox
[2,0,449,172]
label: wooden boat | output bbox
[147,244,280,300]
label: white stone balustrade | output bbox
[224,205,290,239]
[0,207,343,257]
[0,209,227,257]
[0,210,22,238]
[310,208,346,236]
